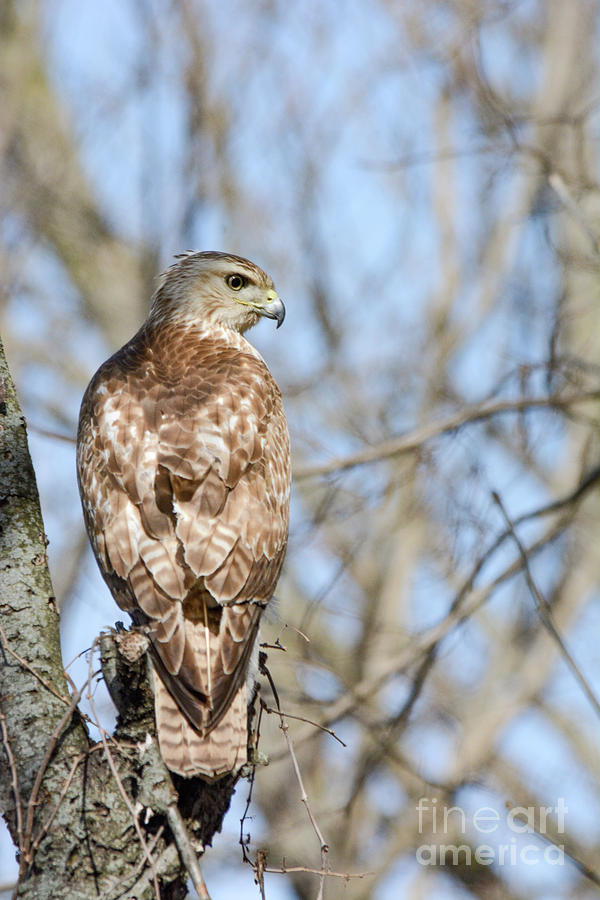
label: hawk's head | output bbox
[149,250,285,333]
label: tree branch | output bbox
[294,390,600,478]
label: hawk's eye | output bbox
[226,273,245,291]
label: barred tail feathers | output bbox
[154,672,247,779]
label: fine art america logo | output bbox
[415,797,567,867]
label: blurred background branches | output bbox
[1,0,600,897]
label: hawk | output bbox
[76,251,290,779]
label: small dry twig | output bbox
[509,808,600,888]
[20,686,83,878]
[548,172,600,258]
[263,862,372,880]
[27,423,76,444]
[0,708,23,853]
[239,701,262,863]
[261,704,347,747]
[165,803,211,900]
[255,849,267,900]
[260,656,329,898]
[29,752,84,860]
[99,826,166,900]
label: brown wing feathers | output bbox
[77,317,290,779]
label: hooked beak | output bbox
[257,293,286,328]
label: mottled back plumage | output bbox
[77,251,290,778]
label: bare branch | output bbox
[294,391,600,478]
[492,491,600,721]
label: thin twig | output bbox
[261,704,346,746]
[492,491,600,722]
[27,423,76,444]
[263,863,372,880]
[28,745,112,864]
[276,622,310,644]
[240,689,365,893]
[99,826,167,900]
[255,849,267,900]
[240,700,263,866]
[281,717,329,898]
[548,172,600,258]
[21,686,83,873]
[165,803,211,900]
[29,753,84,859]
[509,810,600,888]
[260,657,329,897]
[0,709,23,852]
